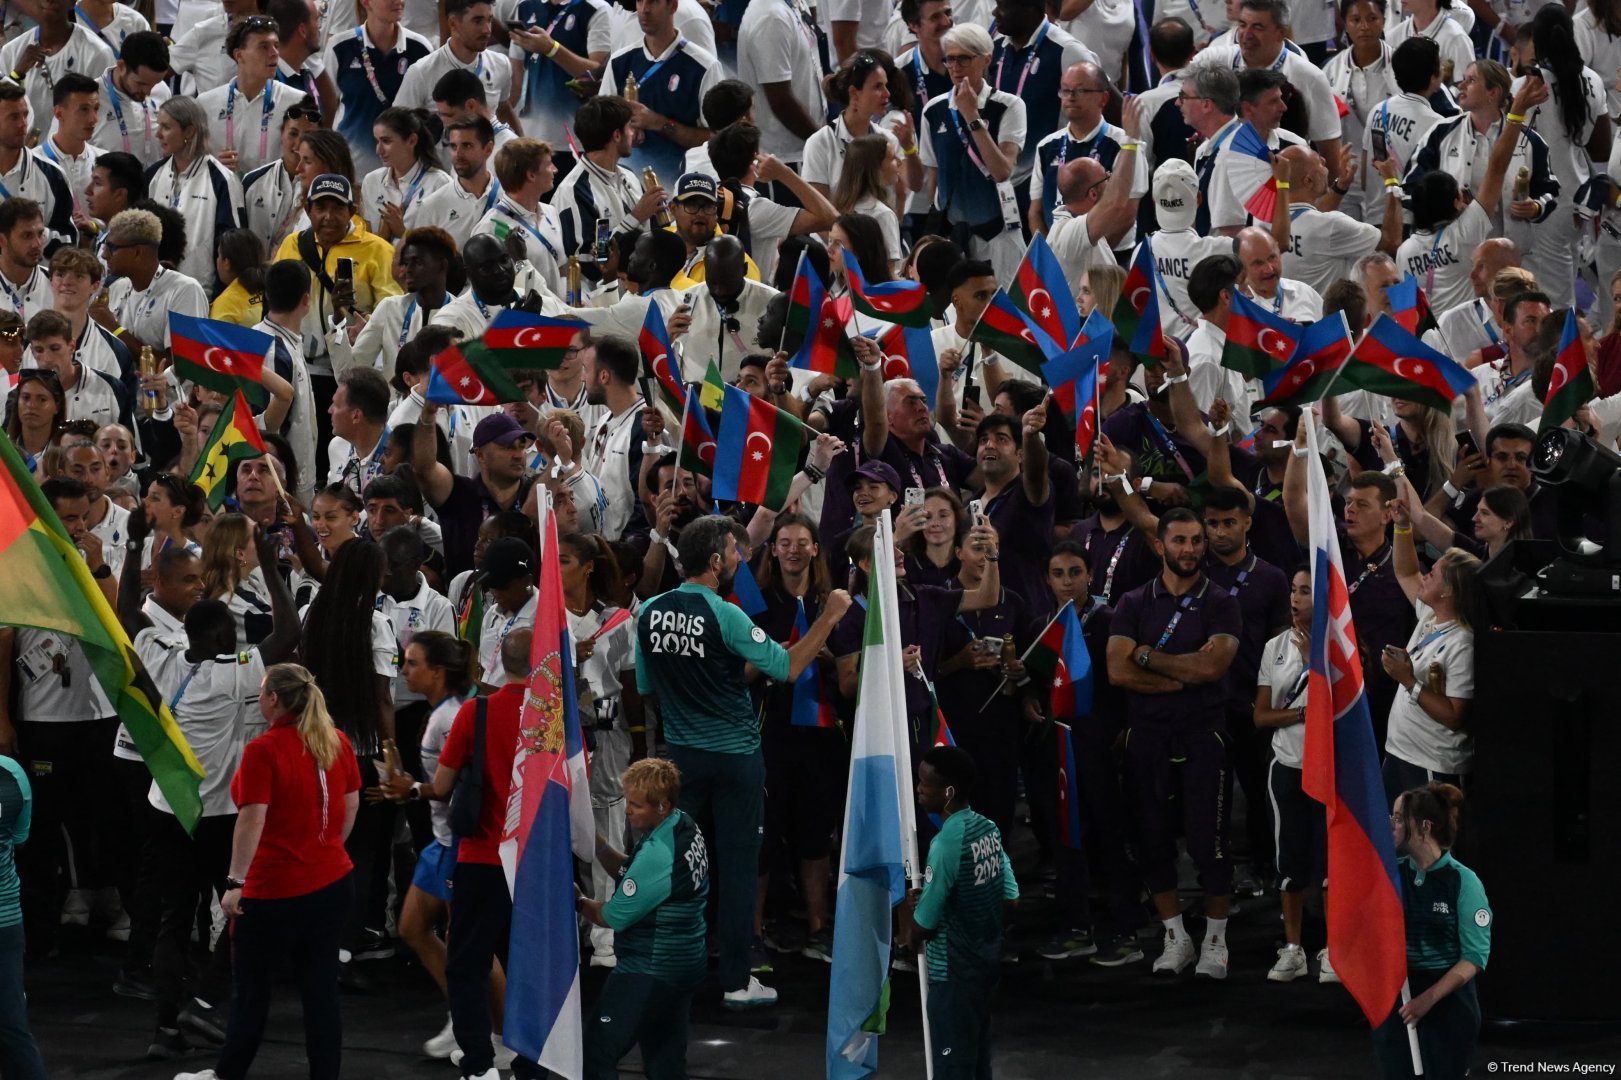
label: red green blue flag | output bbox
[1224,289,1301,380]
[869,323,940,409]
[1258,312,1353,409]
[482,310,588,370]
[788,596,838,729]
[677,385,717,478]
[1385,275,1438,338]
[713,384,806,510]
[638,302,684,416]
[844,254,931,328]
[967,288,1061,376]
[1010,233,1081,349]
[1023,600,1091,719]
[1541,307,1595,433]
[1343,314,1475,411]
[1043,327,1109,460]
[1113,242,1167,364]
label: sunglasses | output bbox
[0,327,22,340]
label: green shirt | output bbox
[602,809,710,985]
[913,808,1018,983]
[0,757,31,929]
[635,582,790,754]
[1399,851,1491,972]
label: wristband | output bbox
[648,528,665,545]
[1442,480,1462,503]
[113,326,128,338]
[1274,181,1290,190]
[546,39,561,57]
[225,876,247,891]
[1163,373,1189,385]
[1137,476,1154,494]
[1210,422,1231,438]
[803,461,826,482]
[1384,177,1401,187]
[1120,141,1140,152]
[641,441,674,457]
[1292,446,1310,459]
[859,358,881,371]
[1382,460,1406,478]
[1506,112,1527,125]
[902,144,918,157]
[1105,472,1130,491]
[7,71,19,82]
[1408,681,1425,703]
[1393,524,1413,535]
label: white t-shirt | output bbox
[394,43,514,114]
[137,639,267,817]
[1576,3,1621,119]
[1362,92,1440,229]
[420,692,468,845]
[1396,200,1492,313]
[1257,628,1309,768]
[13,629,115,723]
[480,589,538,685]
[378,573,457,704]
[738,0,828,162]
[108,266,211,353]
[1280,204,1382,298]
[1244,280,1324,324]
[1132,229,1230,338]
[1512,68,1607,189]
[1383,601,1475,775]
[1384,12,1475,83]
[359,163,454,236]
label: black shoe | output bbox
[351,927,395,961]
[114,967,157,1000]
[179,1001,226,1045]
[146,1026,193,1061]
[1090,933,1146,968]
[338,962,374,994]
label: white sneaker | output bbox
[464,1071,500,1080]
[105,910,132,942]
[1151,932,1195,976]
[589,948,618,969]
[492,1035,516,1069]
[1195,936,1229,979]
[722,976,779,1009]
[61,889,90,926]
[422,1014,457,1059]
[173,1071,220,1080]
[1318,948,1341,984]
[1267,945,1307,983]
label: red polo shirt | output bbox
[439,683,524,865]
[230,716,361,900]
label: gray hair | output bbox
[941,24,994,58]
[1190,66,1241,115]
[159,96,211,162]
[1356,251,1399,277]
[883,378,924,409]
[676,515,746,581]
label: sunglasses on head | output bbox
[0,326,22,340]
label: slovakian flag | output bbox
[868,322,940,409]
[499,494,594,1078]
[169,313,270,399]
[677,385,717,478]
[1385,275,1438,338]
[788,596,838,729]
[1258,312,1353,409]
[1010,233,1082,350]
[483,309,589,370]
[638,301,685,416]
[1229,120,1281,220]
[1112,242,1168,364]
[968,288,1061,376]
[1043,328,1109,460]
[1342,314,1475,411]
[713,383,806,510]
[844,253,931,328]
[1541,307,1596,433]
[1055,721,1083,851]
[1299,411,1406,1028]
[726,546,768,616]
[1023,600,1092,719]
[425,341,526,405]
[1223,289,1301,380]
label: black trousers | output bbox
[928,976,997,1080]
[1373,972,1480,1080]
[343,756,395,947]
[585,971,694,1080]
[149,809,235,1027]
[1055,716,1141,935]
[1225,704,1274,870]
[446,862,543,1079]
[216,874,351,1080]
[115,755,161,971]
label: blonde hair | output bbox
[263,663,344,770]
[200,512,251,600]
[622,758,681,808]
[1084,264,1125,324]
[1490,267,1538,303]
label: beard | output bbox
[716,567,736,596]
[1165,556,1201,579]
[1091,490,1120,515]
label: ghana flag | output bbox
[0,431,205,830]
[188,389,268,510]
[482,310,589,369]
[713,383,805,509]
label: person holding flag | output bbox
[635,515,852,1009]
[578,758,711,1080]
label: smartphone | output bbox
[1370,127,1389,162]
[268,523,295,562]
[1455,430,1481,459]
[961,351,980,408]
[593,217,612,262]
[335,257,355,285]
[904,486,925,507]
[967,498,984,524]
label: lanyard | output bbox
[1223,552,1257,591]
[481,175,502,216]
[500,201,560,260]
[1145,409,1196,481]
[0,269,33,319]
[0,150,25,200]
[105,71,134,152]
[1346,545,1392,595]
[39,140,85,215]
[912,49,930,108]
[1409,621,1456,655]
[1280,663,1309,707]
[1098,527,1128,599]
[397,291,452,350]
[994,20,1050,99]
[1152,579,1207,650]
[75,4,118,56]
[948,101,994,180]
[1476,299,1500,346]
[636,35,688,90]
[354,26,390,102]
[169,660,206,712]
[1183,0,1217,36]
[398,161,430,213]
[226,78,277,163]
[1237,45,1287,72]
[1424,222,1447,294]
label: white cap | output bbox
[1153,159,1199,232]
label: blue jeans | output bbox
[0,922,47,1079]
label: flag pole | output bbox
[977,600,1072,712]
[1400,979,1424,1075]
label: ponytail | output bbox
[264,663,343,770]
[409,630,477,697]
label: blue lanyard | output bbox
[169,660,205,712]
[1477,300,1500,345]
[75,4,118,56]
[399,161,430,213]
[1409,622,1456,655]
[1145,409,1196,481]
[635,36,688,93]
[1153,580,1207,650]
[482,176,502,216]
[398,292,451,349]
[500,201,559,260]
[0,150,25,200]
[912,49,929,108]
[105,72,131,151]
[226,77,277,162]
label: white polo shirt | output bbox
[108,266,210,352]
[1383,600,1475,774]
[471,199,566,298]
[1280,203,1382,298]
[394,42,513,114]
[13,628,115,723]
[378,572,457,704]
[1243,280,1323,324]
[360,162,453,237]
[92,70,170,166]
[117,596,186,760]
[137,637,267,817]
[1396,201,1491,313]
[480,589,538,686]
[0,24,116,129]
[197,78,310,178]
[406,172,504,251]
[737,0,827,162]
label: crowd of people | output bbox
[4,0,1618,1071]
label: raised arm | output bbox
[1097,436,1160,539]
[1390,478,1423,607]
[956,522,1002,613]
[857,338,888,459]
[785,590,854,679]
[253,527,302,665]
[411,403,456,508]
[1021,396,1050,506]
[1282,420,1311,546]
[1474,82,1536,213]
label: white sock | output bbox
[1163,914,1188,941]
[1205,917,1228,944]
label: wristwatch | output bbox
[225,876,247,891]
[92,564,112,580]
[1136,647,1153,669]
[408,782,423,801]
[967,118,986,132]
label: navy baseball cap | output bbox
[852,460,902,495]
[673,172,719,204]
[308,173,354,205]
[473,414,530,449]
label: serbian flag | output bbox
[844,254,931,328]
[713,384,807,510]
[482,310,589,370]
[1385,275,1438,338]
[1299,412,1406,1027]
[1055,722,1083,851]
[1342,315,1475,411]
[1258,312,1353,409]
[1043,329,1108,459]
[869,323,940,409]
[638,302,685,416]
[676,385,717,478]
[1228,121,1280,221]
[1112,242,1167,364]
[726,547,768,616]
[967,288,1061,376]
[1010,233,1082,350]
[1023,600,1092,719]
[788,596,838,729]
[1541,307,1596,433]
[425,341,526,405]
[1223,289,1301,380]
[499,495,594,1078]
[169,313,270,400]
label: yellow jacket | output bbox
[211,279,264,327]
[273,221,401,357]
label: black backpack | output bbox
[447,697,487,838]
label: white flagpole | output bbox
[1400,979,1425,1075]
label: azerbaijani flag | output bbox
[1113,242,1167,364]
[789,596,837,729]
[827,512,921,1079]
[1342,315,1476,411]
[0,431,205,830]
[1258,312,1353,409]
[425,341,526,405]
[844,254,931,328]
[482,310,589,370]
[1299,411,1407,1027]
[1023,600,1092,718]
[968,288,1061,376]
[1385,275,1438,338]
[1223,289,1301,380]
[187,389,268,511]
[677,385,717,478]
[784,251,825,354]
[785,254,859,378]
[1055,722,1083,851]
[726,547,768,616]
[169,312,270,401]
[869,323,940,409]
[638,301,685,416]
[713,384,806,510]
[1010,233,1082,350]
[1043,329,1109,460]
[1541,307,1596,433]
[500,495,593,1078]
